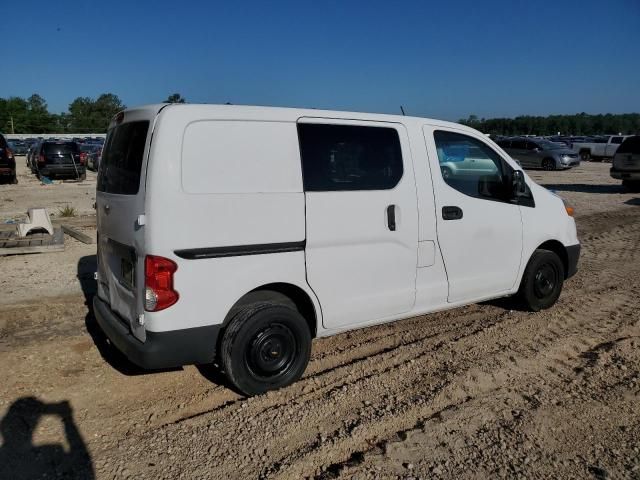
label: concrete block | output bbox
[16,208,54,237]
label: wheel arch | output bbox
[535,240,569,279]
[222,283,319,338]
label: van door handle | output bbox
[442,206,463,220]
[386,205,396,231]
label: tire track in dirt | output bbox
[2,207,639,479]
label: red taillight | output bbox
[144,255,179,311]
[79,152,87,165]
[38,153,45,164]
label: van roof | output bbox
[117,103,476,134]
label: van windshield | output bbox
[98,121,149,195]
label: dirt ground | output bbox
[0,159,639,479]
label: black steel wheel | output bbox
[220,301,311,396]
[518,249,565,311]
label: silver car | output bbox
[498,137,580,170]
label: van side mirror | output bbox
[512,170,527,196]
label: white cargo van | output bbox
[94,104,580,396]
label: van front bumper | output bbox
[566,243,580,279]
[93,296,219,369]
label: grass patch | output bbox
[58,205,77,217]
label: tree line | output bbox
[0,93,186,134]
[3,94,637,136]
[459,113,640,136]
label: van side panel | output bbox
[142,108,316,333]
[181,120,302,194]
[408,124,449,311]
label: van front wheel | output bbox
[220,302,311,396]
[518,249,565,312]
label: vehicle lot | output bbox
[0,160,639,478]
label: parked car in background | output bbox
[79,143,101,167]
[8,140,29,155]
[497,137,580,170]
[26,142,41,172]
[610,135,640,191]
[34,141,86,180]
[0,133,18,184]
[86,146,103,171]
[571,135,631,161]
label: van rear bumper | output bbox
[93,296,219,369]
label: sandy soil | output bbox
[0,160,639,479]
[0,157,98,220]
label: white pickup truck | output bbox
[572,135,631,161]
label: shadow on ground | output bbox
[0,397,94,479]
[541,183,625,194]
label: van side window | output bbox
[434,130,512,202]
[298,124,403,191]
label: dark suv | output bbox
[35,141,86,180]
[0,133,17,184]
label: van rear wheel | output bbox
[220,301,311,396]
[518,249,565,312]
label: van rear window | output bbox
[98,121,149,195]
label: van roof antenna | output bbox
[400,106,406,116]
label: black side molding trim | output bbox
[175,241,306,260]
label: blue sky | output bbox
[2,0,639,120]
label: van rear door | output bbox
[96,107,159,341]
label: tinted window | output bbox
[43,142,79,155]
[511,139,528,149]
[525,141,539,150]
[0,134,7,148]
[496,139,511,148]
[298,124,403,191]
[98,121,149,195]
[611,136,624,144]
[79,144,100,152]
[617,136,640,154]
[434,130,512,202]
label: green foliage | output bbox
[67,93,125,132]
[0,93,125,134]
[458,113,640,136]
[165,93,186,103]
[57,205,77,217]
